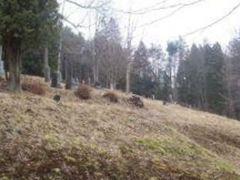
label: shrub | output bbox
[22,78,47,95]
[128,95,144,108]
[75,84,92,100]
[103,91,119,103]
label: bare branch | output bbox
[114,0,168,14]
[114,0,205,15]
[182,1,240,37]
[137,0,205,28]
[65,0,95,19]
[65,0,110,10]
[62,17,95,32]
[138,6,185,28]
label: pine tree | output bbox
[204,43,227,114]
[176,55,189,105]
[0,0,59,92]
[226,34,240,119]
[131,41,154,97]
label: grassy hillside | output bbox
[0,78,240,179]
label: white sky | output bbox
[62,0,240,48]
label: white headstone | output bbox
[0,45,5,76]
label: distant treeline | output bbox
[18,17,240,120]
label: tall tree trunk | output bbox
[65,59,73,90]
[92,40,99,85]
[44,47,51,82]
[110,79,116,90]
[168,57,173,102]
[2,45,9,80]
[51,71,58,88]
[0,45,5,77]
[56,35,62,86]
[126,61,132,93]
[125,10,134,93]
[110,83,114,90]
[225,57,236,118]
[93,62,99,84]
[6,38,22,92]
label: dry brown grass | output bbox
[0,86,240,179]
[21,76,48,95]
[103,91,119,103]
[145,99,240,172]
[74,84,92,100]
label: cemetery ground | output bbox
[0,76,240,179]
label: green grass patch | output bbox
[136,136,236,175]
[137,137,205,157]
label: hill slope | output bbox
[0,84,240,179]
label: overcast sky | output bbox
[62,0,240,48]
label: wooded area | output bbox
[0,0,240,120]
[1,1,240,179]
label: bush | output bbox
[103,91,119,103]
[128,95,144,108]
[75,84,92,100]
[22,78,47,95]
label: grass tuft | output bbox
[103,91,119,103]
[22,77,48,95]
[75,84,92,100]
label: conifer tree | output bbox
[0,0,59,92]
[204,43,226,114]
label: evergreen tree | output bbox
[131,41,154,97]
[148,44,165,100]
[176,55,189,105]
[0,0,59,92]
[187,44,206,108]
[204,43,226,114]
[133,41,149,77]
[177,43,226,113]
[227,34,240,119]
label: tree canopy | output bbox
[0,0,59,91]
